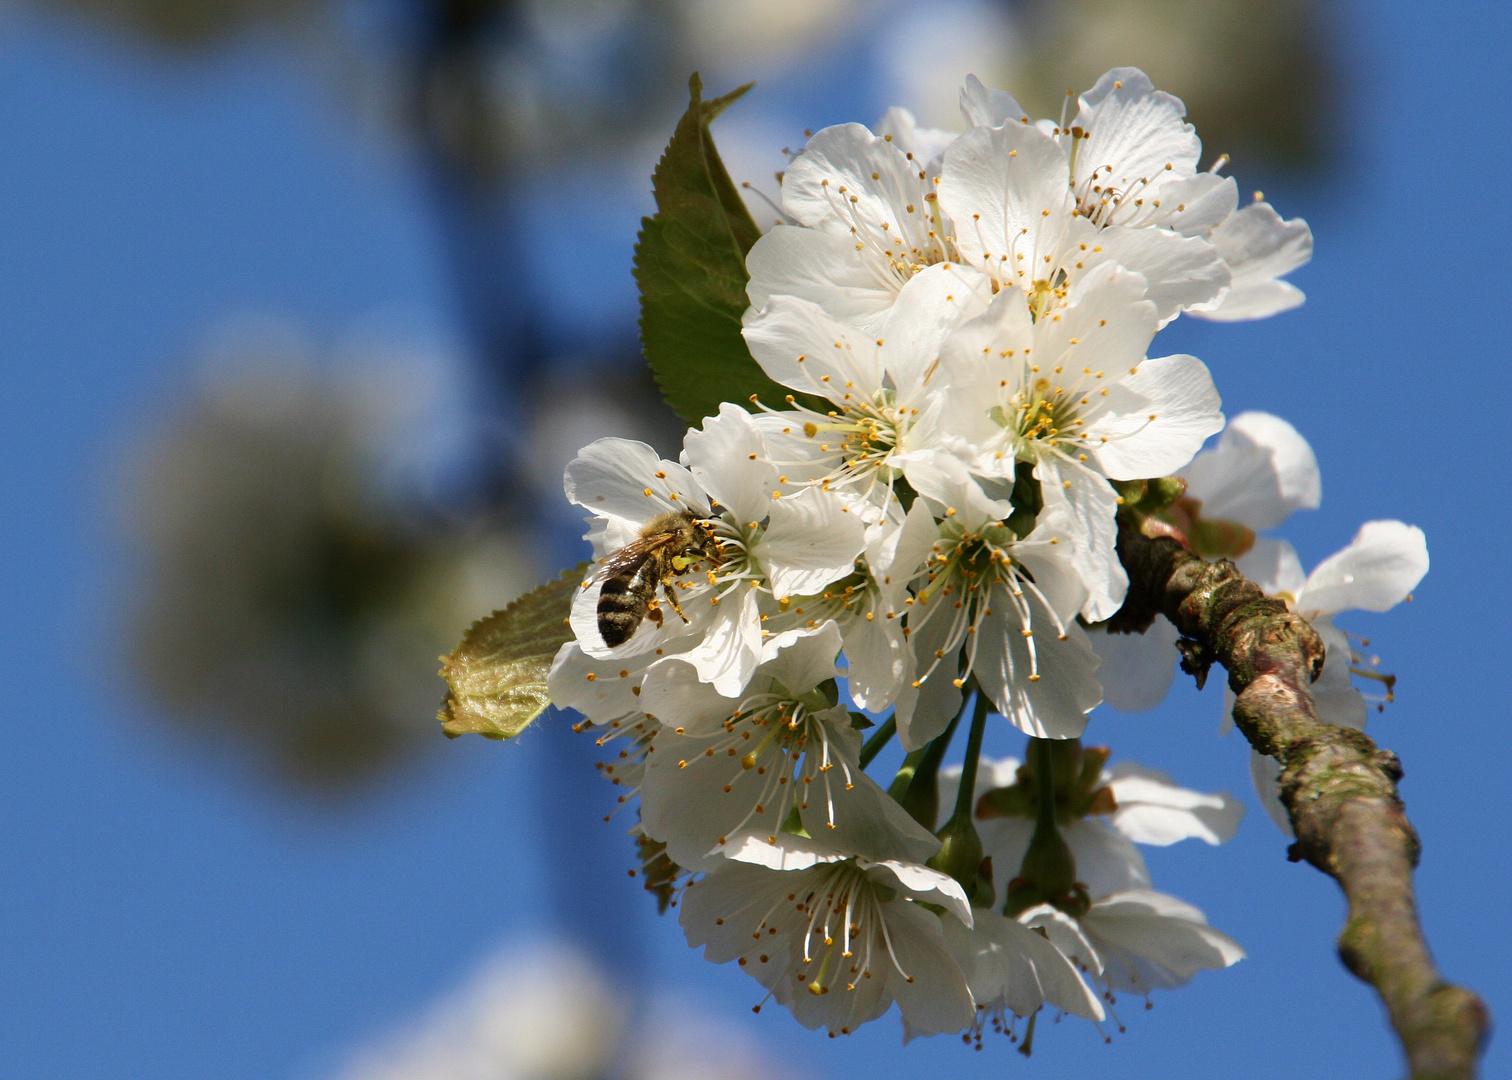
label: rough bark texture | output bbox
[1112,524,1489,1080]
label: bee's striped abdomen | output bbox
[597,561,659,647]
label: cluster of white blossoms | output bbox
[547,69,1419,1046]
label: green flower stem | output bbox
[887,710,963,831]
[928,692,994,904]
[951,692,991,823]
[858,716,896,769]
[1032,736,1058,835]
[1003,736,1081,918]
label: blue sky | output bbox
[1,2,1507,1077]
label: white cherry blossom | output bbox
[942,82,1229,326]
[637,622,941,871]
[1085,616,1182,712]
[679,835,975,1038]
[1189,196,1314,322]
[564,406,864,695]
[745,118,960,335]
[743,260,995,525]
[956,68,1310,323]
[894,466,1102,747]
[939,910,1105,1032]
[942,754,1243,901]
[758,498,940,713]
[1181,410,1321,532]
[1101,760,1245,847]
[874,106,958,171]
[935,263,1224,619]
[1022,889,1244,999]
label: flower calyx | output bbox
[928,812,996,909]
[976,739,1117,826]
[1159,495,1258,561]
[1112,475,1189,519]
[1003,735,1100,913]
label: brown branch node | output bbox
[1113,524,1489,1080]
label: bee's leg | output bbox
[662,580,691,624]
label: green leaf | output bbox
[634,73,824,426]
[437,564,587,740]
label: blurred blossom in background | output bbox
[10,0,1511,1078]
[119,318,535,787]
[335,938,790,1080]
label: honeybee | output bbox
[592,510,724,647]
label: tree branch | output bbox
[1111,523,1489,1080]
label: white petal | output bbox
[761,620,843,692]
[939,120,1075,278]
[637,655,733,734]
[875,105,958,166]
[823,771,944,867]
[1090,226,1230,323]
[1190,200,1312,321]
[881,262,994,398]
[1180,410,1320,530]
[875,901,977,1038]
[1011,501,1101,625]
[938,277,1036,385]
[1043,262,1159,368]
[941,913,1104,1022]
[640,734,772,871]
[1310,619,1370,731]
[1237,536,1308,599]
[973,591,1101,740]
[745,225,898,327]
[1298,521,1429,616]
[715,831,850,872]
[547,641,660,723]
[1105,762,1244,845]
[1072,68,1200,195]
[781,121,935,259]
[679,860,795,963]
[841,613,906,713]
[683,404,778,525]
[1087,616,1179,712]
[958,73,1029,127]
[1066,819,1154,898]
[873,496,939,598]
[681,586,763,696]
[1194,279,1305,322]
[862,858,973,927]
[564,438,708,521]
[973,814,1034,892]
[760,488,867,598]
[1083,889,1245,991]
[892,607,966,750]
[1090,353,1224,480]
[900,449,1013,527]
[850,502,945,714]
[1018,903,1105,977]
[1151,173,1238,236]
[1035,458,1124,623]
[741,294,884,399]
